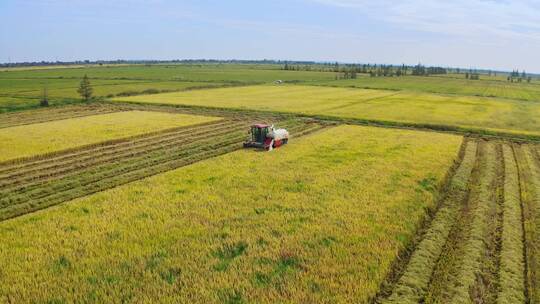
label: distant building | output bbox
[275,80,283,84]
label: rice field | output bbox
[380,140,540,303]
[0,64,336,112]
[317,75,540,101]
[1,63,540,303]
[116,84,540,137]
[0,125,461,303]
[0,110,220,162]
[2,79,225,99]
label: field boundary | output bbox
[110,101,540,142]
[373,137,470,302]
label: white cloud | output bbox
[310,0,540,41]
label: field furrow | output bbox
[382,139,477,303]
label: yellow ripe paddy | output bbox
[0,125,462,303]
[0,111,219,162]
[116,85,540,136]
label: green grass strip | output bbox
[497,144,526,303]
[383,140,477,303]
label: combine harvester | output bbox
[243,124,289,151]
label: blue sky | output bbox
[1,0,539,72]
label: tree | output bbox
[40,87,49,107]
[78,74,93,101]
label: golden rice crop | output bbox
[0,125,461,303]
[115,84,540,136]
[0,111,219,162]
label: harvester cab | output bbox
[243,124,289,151]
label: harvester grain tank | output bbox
[243,124,289,151]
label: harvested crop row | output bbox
[447,141,501,303]
[0,111,221,163]
[0,120,240,187]
[382,139,478,303]
[0,120,326,221]
[515,143,540,303]
[0,123,325,220]
[0,138,243,220]
[0,119,310,196]
[0,121,312,193]
[0,120,310,206]
[0,104,123,129]
[497,144,526,303]
[0,122,248,196]
[0,130,248,207]
[424,141,502,303]
[1,120,313,204]
[0,118,233,173]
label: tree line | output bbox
[284,62,449,78]
[508,70,532,83]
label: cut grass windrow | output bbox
[0,120,311,199]
[0,121,310,205]
[515,143,540,303]
[0,123,244,195]
[497,144,526,303]
[448,141,501,304]
[0,120,239,187]
[0,123,327,221]
[0,118,230,166]
[425,140,501,304]
[0,131,249,206]
[0,103,123,129]
[382,140,477,303]
[0,119,326,221]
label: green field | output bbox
[0,125,461,303]
[116,84,540,137]
[0,64,336,112]
[0,64,335,82]
[316,74,540,101]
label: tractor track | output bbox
[0,116,327,221]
